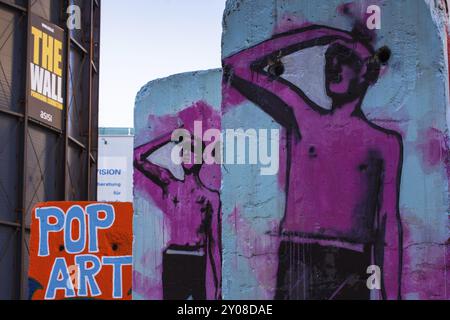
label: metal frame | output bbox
[0,0,101,299]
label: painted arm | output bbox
[378,135,404,300]
[134,132,176,190]
[223,25,353,130]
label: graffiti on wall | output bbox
[28,202,133,300]
[132,1,449,300]
[223,24,402,300]
[221,0,449,300]
[134,99,222,300]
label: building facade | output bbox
[0,0,101,299]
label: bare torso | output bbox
[163,174,220,247]
[282,108,396,244]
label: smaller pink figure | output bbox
[134,132,221,300]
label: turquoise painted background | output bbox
[132,0,449,300]
[221,0,449,300]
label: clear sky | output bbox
[99,0,226,128]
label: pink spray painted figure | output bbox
[134,118,222,300]
[224,25,403,300]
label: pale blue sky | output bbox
[99,0,226,128]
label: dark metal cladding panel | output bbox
[0,116,22,222]
[67,143,87,200]
[1,0,27,8]
[0,0,101,299]
[30,0,63,25]
[0,226,19,300]
[67,46,90,144]
[0,6,26,113]
[25,124,64,228]
[89,1,101,200]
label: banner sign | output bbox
[28,202,133,300]
[98,157,130,202]
[27,14,65,130]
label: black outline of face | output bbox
[325,43,372,105]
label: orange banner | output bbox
[28,202,133,300]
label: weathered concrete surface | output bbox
[133,70,222,300]
[221,0,449,300]
[132,0,450,301]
